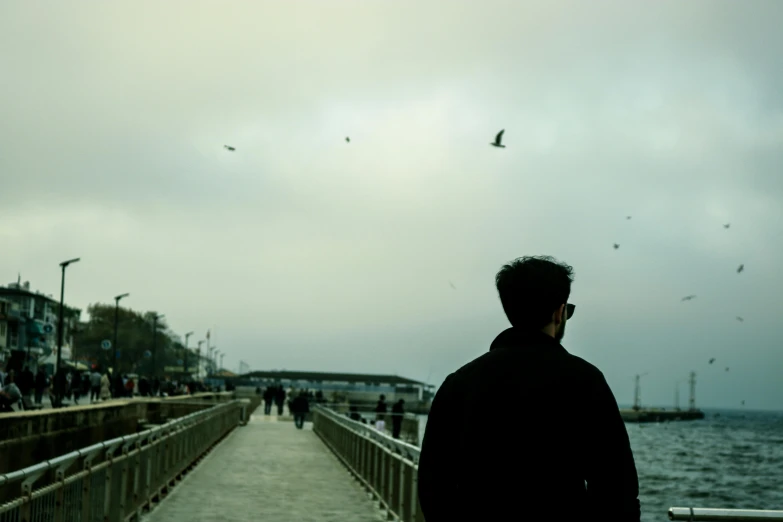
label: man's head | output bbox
[495,256,575,341]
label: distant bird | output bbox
[736,316,744,322]
[681,295,697,302]
[490,129,506,148]
[725,367,729,372]
[345,137,350,143]
[224,145,235,151]
[737,264,744,274]
[709,358,715,364]
[613,243,620,250]
[741,400,745,406]
[723,223,730,229]
[626,216,632,220]
[449,281,456,290]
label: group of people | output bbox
[0,362,219,412]
[257,385,314,429]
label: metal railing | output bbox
[312,405,424,522]
[669,507,783,521]
[0,400,247,522]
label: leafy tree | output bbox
[73,304,200,378]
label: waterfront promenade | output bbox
[144,412,386,522]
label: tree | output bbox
[73,304,184,377]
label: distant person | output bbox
[348,405,362,422]
[0,371,22,412]
[100,372,112,401]
[418,256,640,522]
[138,376,150,397]
[151,377,161,397]
[391,399,405,439]
[263,387,274,415]
[275,386,286,415]
[35,368,47,405]
[291,391,309,429]
[90,370,102,402]
[374,394,388,431]
[19,365,34,398]
[52,368,67,407]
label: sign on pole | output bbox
[101,340,112,350]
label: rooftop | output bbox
[240,370,429,387]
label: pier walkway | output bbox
[143,413,385,522]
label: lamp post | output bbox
[151,313,164,379]
[183,331,194,375]
[197,340,204,379]
[219,353,225,371]
[55,258,80,374]
[113,293,129,372]
[213,349,220,375]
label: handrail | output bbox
[669,507,783,521]
[317,405,421,462]
[312,405,424,522]
[0,400,246,522]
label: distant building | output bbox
[239,370,435,406]
[0,280,81,372]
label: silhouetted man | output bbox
[19,365,34,398]
[35,368,47,405]
[263,387,274,415]
[418,256,640,522]
[291,391,309,429]
[275,386,286,415]
[374,394,388,431]
[391,399,405,439]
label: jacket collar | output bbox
[489,327,567,354]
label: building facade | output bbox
[0,280,81,373]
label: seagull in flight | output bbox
[709,358,715,364]
[449,281,456,290]
[613,243,620,250]
[626,216,632,220]
[224,145,235,151]
[490,129,506,148]
[345,137,350,143]
[725,367,730,372]
[681,295,697,302]
[737,264,744,274]
[736,316,744,322]
[723,223,730,229]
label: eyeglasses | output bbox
[565,303,575,319]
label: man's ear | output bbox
[553,303,565,325]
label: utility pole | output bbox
[197,340,204,379]
[632,372,648,411]
[674,382,680,411]
[151,313,164,379]
[184,331,194,375]
[689,371,697,411]
[113,293,129,372]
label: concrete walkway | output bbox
[143,413,386,522]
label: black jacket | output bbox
[418,328,640,522]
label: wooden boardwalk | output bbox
[143,412,385,522]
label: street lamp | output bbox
[219,352,225,371]
[213,349,220,375]
[55,258,80,374]
[197,340,205,379]
[183,331,194,374]
[113,293,129,371]
[151,313,165,379]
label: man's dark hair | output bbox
[495,255,574,330]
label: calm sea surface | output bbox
[417,409,783,522]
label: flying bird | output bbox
[723,223,730,229]
[681,295,697,302]
[709,358,715,364]
[725,367,730,372]
[449,281,456,290]
[737,264,744,273]
[613,243,620,250]
[626,216,632,220]
[224,145,235,151]
[736,316,744,322]
[490,129,506,148]
[345,137,350,143]
[741,400,745,406]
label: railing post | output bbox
[401,462,413,522]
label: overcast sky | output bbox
[2,1,782,410]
